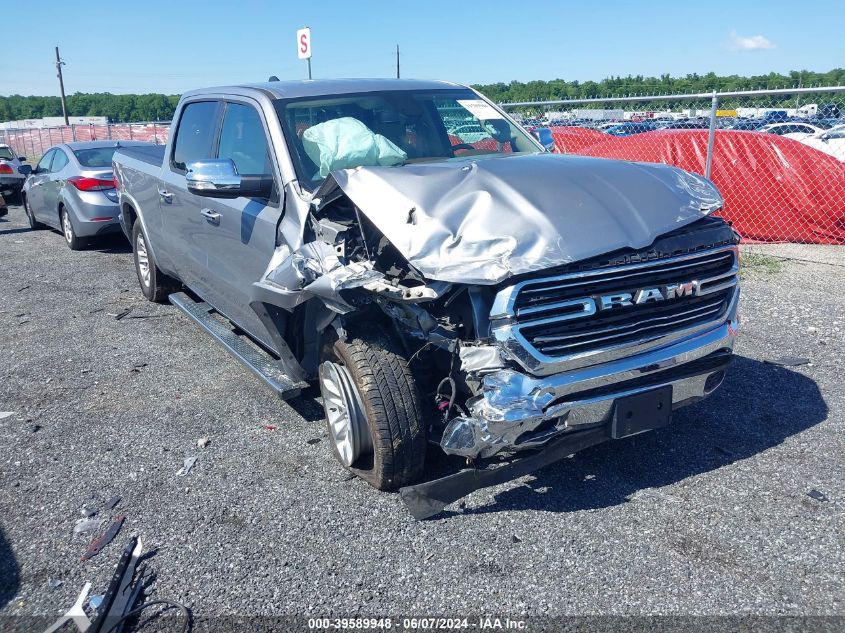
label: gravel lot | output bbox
[1,204,843,628]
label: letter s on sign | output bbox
[300,34,307,54]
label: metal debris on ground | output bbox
[81,516,125,561]
[113,308,132,320]
[765,356,811,367]
[48,579,63,589]
[807,489,829,502]
[197,437,210,449]
[42,581,93,633]
[175,455,198,477]
[0,411,16,420]
[129,362,148,373]
[17,285,30,292]
[511,535,522,543]
[306,438,321,445]
[104,495,121,510]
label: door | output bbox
[42,148,69,221]
[159,100,223,297]
[27,150,55,224]
[194,100,283,342]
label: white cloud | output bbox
[729,31,776,51]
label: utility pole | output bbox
[396,45,400,79]
[55,46,69,125]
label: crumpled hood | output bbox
[317,153,723,285]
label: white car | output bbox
[758,122,826,140]
[449,124,491,143]
[800,124,845,161]
[0,144,29,202]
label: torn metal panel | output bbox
[322,154,723,284]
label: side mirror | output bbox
[186,158,272,199]
[530,127,556,152]
[18,156,27,162]
[18,164,32,176]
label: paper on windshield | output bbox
[457,99,504,121]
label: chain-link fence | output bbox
[1,122,171,166]
[502,86,845,245]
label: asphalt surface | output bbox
[0,204,843,628]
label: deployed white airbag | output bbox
[302,117,407,177]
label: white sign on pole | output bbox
[297,27,312,60]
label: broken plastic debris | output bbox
[175,455,198,477]
[88,594,104,610]
[0,412,16,420]
[807,489,829,502]
[48,579,63,589]
[197,437,210,449]
[81,516,125,561]
[104,495,121,510]
[265,425,277,431]
[74,517,105,536]
[80,505,97,518]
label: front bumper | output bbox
[440,302,739,459]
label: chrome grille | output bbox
[492,246,739,370]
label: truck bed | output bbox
[115,143,165,167]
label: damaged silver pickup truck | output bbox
[113,79,739,518]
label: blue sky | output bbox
[2,0,843,96]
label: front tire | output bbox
[132,221,179,303]
[61,207,85,250]
[319,325,427,490]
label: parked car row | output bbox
[542,114,845,160]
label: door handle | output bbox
[200,208,221,225]
[157,187,173,202]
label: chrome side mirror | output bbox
[186,159,242,198]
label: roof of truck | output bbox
[183,78,465,101]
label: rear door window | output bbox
[171,101,221,172]
[50,150,69,172]
[35,150,55,174]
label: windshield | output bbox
[273,89,540,188]
[73,147,119,168]
[0,147,14,161]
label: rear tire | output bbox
[319,324,427,490]
[132,221,179,303]
[23,195,44,230]
[61,207,86,250]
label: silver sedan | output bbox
[22,140,150,250]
